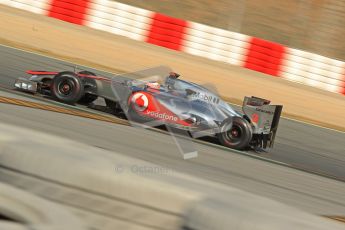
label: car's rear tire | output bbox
[218,117,253,150]
[51,72,84,104]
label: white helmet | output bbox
[146,82,160,89]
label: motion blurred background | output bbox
[119,0,345,60]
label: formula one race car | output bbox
[14,66,283,150]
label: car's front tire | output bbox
[51,72,84,104]
[218,117,253,150]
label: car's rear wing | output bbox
[242,96,283,149]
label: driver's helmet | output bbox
[145,81,160,89]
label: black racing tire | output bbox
[51,71,84,104]
[218,117,253,150]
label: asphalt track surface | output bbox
[0,44,345,215]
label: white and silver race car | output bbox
[14,66,283,150]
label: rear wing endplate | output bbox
[242,96,283,148]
